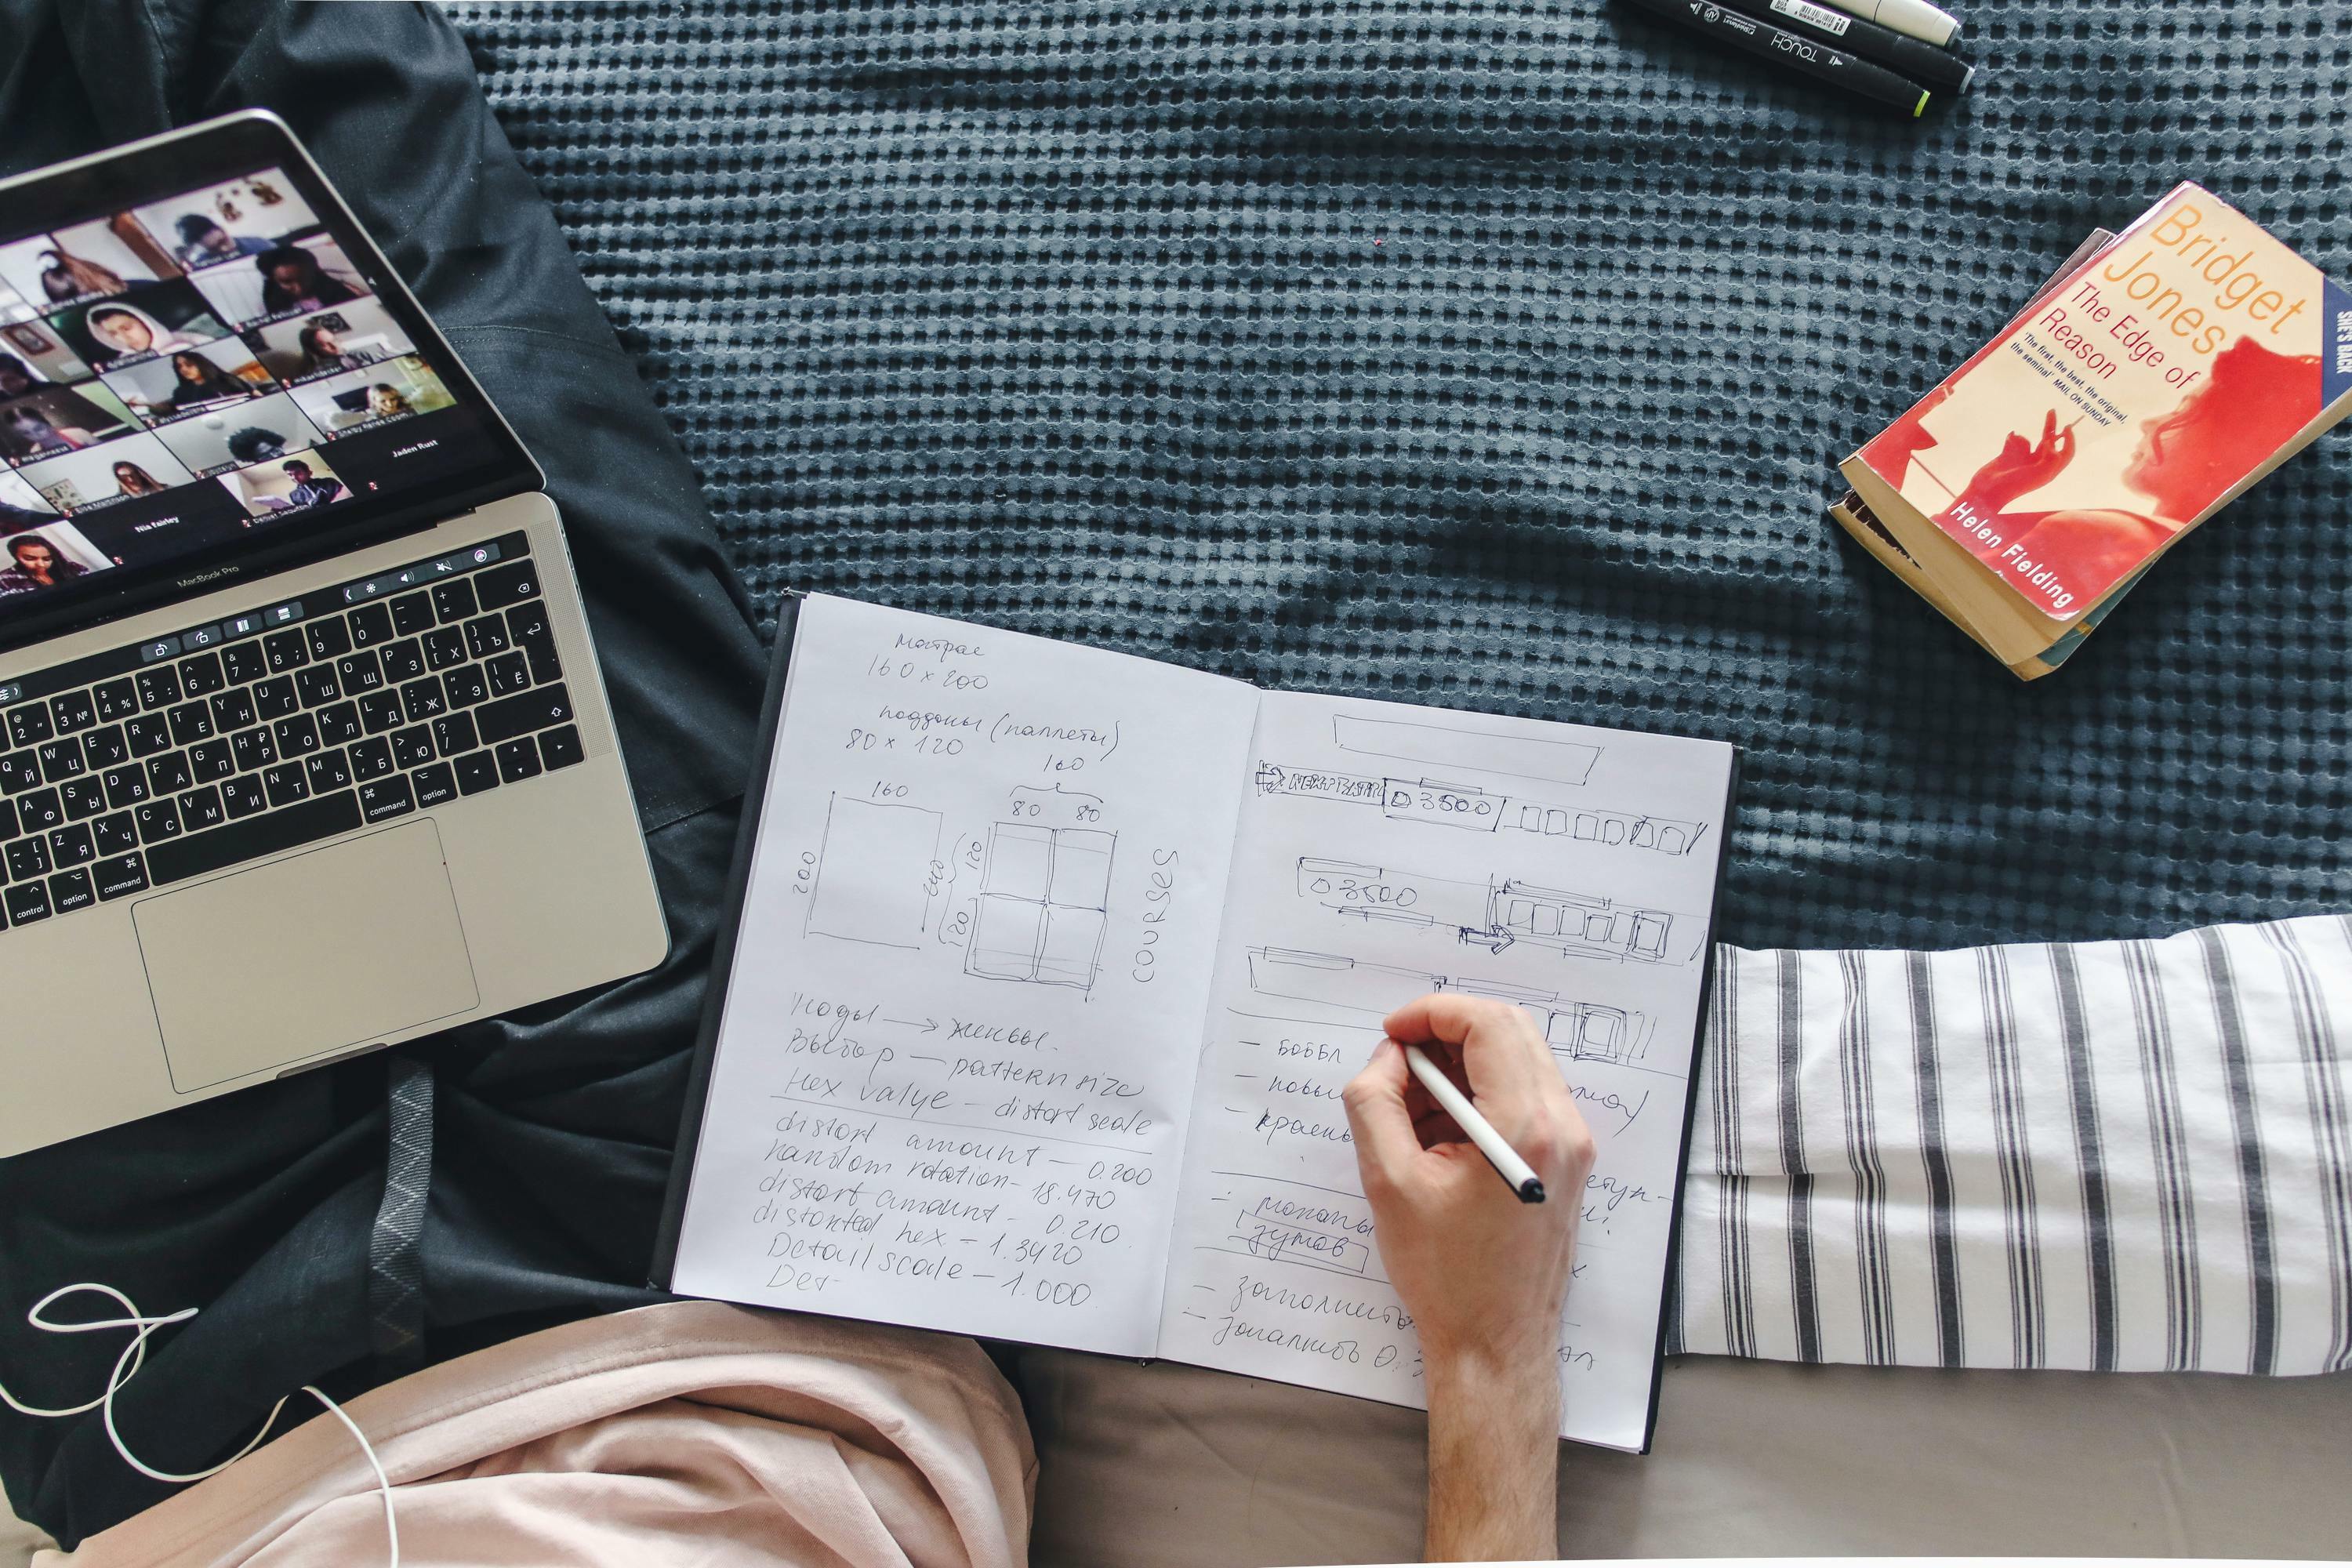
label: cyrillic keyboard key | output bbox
[147,793,361,887]
[47,822,95,866]
[166,702,213,748]
[295,666,340,707]
[189,739,234,782]
[134,798,182,843]
[463,615,510,660]
[432,579,476,625]
[177,786,226,833]
[83,724,129,768]
[230,728,277,773]
[222,776,268,818]
[349,737,395,782]
[390,726,434,771]
[263,763,310,808]
[93,812,136,856]
[319,702,363,746]
[61,779,104,820]
[36,741,85,782]
[146,751,192,795]
[253,677,299,720]
[0,751,38,793]
[209,689,256,732]
[124,715,172,758]
[18,789,60,832]
[306,749,353,795]
[49,690,96,733]
[485,652,531,698]
[359,691,404,735]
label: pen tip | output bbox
[1519,1178,1546,1205]
[1914,89,1929,118]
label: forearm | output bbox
[1423,1345,1560,1563]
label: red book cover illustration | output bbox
[1856,183,2352,620]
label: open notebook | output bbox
[655,593,1737,1451]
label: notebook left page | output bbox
[670,594,1259,1357]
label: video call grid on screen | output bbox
[0,165,458,603]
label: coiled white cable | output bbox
[0,1283,397,1566]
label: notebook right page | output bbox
[1155,691,1733,1450]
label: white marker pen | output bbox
[1812,0,1960,47]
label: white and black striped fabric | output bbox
[1672,914,2352,1374]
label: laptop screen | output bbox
[0,115,536,648]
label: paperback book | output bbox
[1836,183,2352,677]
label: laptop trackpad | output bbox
[134,821,480,1094]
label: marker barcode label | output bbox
[1771,0,1853,34]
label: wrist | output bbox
[1423,1328,1560,1414]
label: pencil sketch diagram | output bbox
[1252,764,1707,858]
[1333,713,1601,787]
[1295,858,1688,965]
[804,794,946,949]
[963,822,1118,992]
[1245,947,1655,1066]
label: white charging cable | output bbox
[0,1283,397,1566]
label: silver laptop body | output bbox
[0,113,666,1156]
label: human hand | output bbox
[1342,994,1595,1373]
[1955,408,2076,516]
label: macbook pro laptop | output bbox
[0,112,667,1156]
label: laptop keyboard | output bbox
[0,530,582,935]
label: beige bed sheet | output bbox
[1016,1349,2352,1565]
[13,1354,2348,1565]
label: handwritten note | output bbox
[670,599,1733,1446]
[669,594,1259,1355]
[1152,691,1732,1451]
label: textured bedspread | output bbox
[446,0,2352,954]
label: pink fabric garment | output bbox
[40,1301,1035,1568]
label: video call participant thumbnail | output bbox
[103,341,270,426]
[0,523,111,596]
[154,390,326,477]
[0,384,137,462]
[130,171,321,273]
[13,429,194,512]
[249,299,414,383]
[0,470,56,532]
[219,447,350,517]
[191,234,366,328]
[46,280,233,372]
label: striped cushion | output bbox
[1673,915,2352,1374]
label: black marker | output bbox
[1714,0,1973,96]
[1620,0,1934,118]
